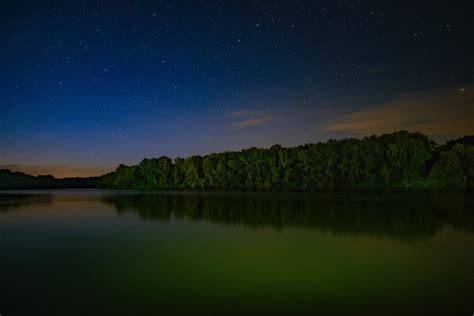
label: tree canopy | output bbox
[98,131,474,190]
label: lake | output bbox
[1,190,473,315]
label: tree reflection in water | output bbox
[101,191,474,240]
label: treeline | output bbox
[98,131,474,190]
[1,131,473,190]
[0,169,98,189]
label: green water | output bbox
[1,190,473,315]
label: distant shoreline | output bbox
[2,131,473,191]
[0,169,98,190]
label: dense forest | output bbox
[1,131,472,190]
[0,169,98,189]
[98,131,474,190]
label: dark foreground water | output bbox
[0,190,473,316]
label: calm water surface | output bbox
[1,190,473,315]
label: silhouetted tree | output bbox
[96,131,474,190]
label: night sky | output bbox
[1,1,473,177]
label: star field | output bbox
[1,0,473,177]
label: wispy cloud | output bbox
[229,116,274,128]
[227,110,263,117]
[325,84,474,139]
[227,109,274,128]
[0,164,113,178]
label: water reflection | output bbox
[1,190,473,240]
[1,190,473,316]
[0,193,52,212]
[103,191,474,240]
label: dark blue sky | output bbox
[1,1,473,176]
